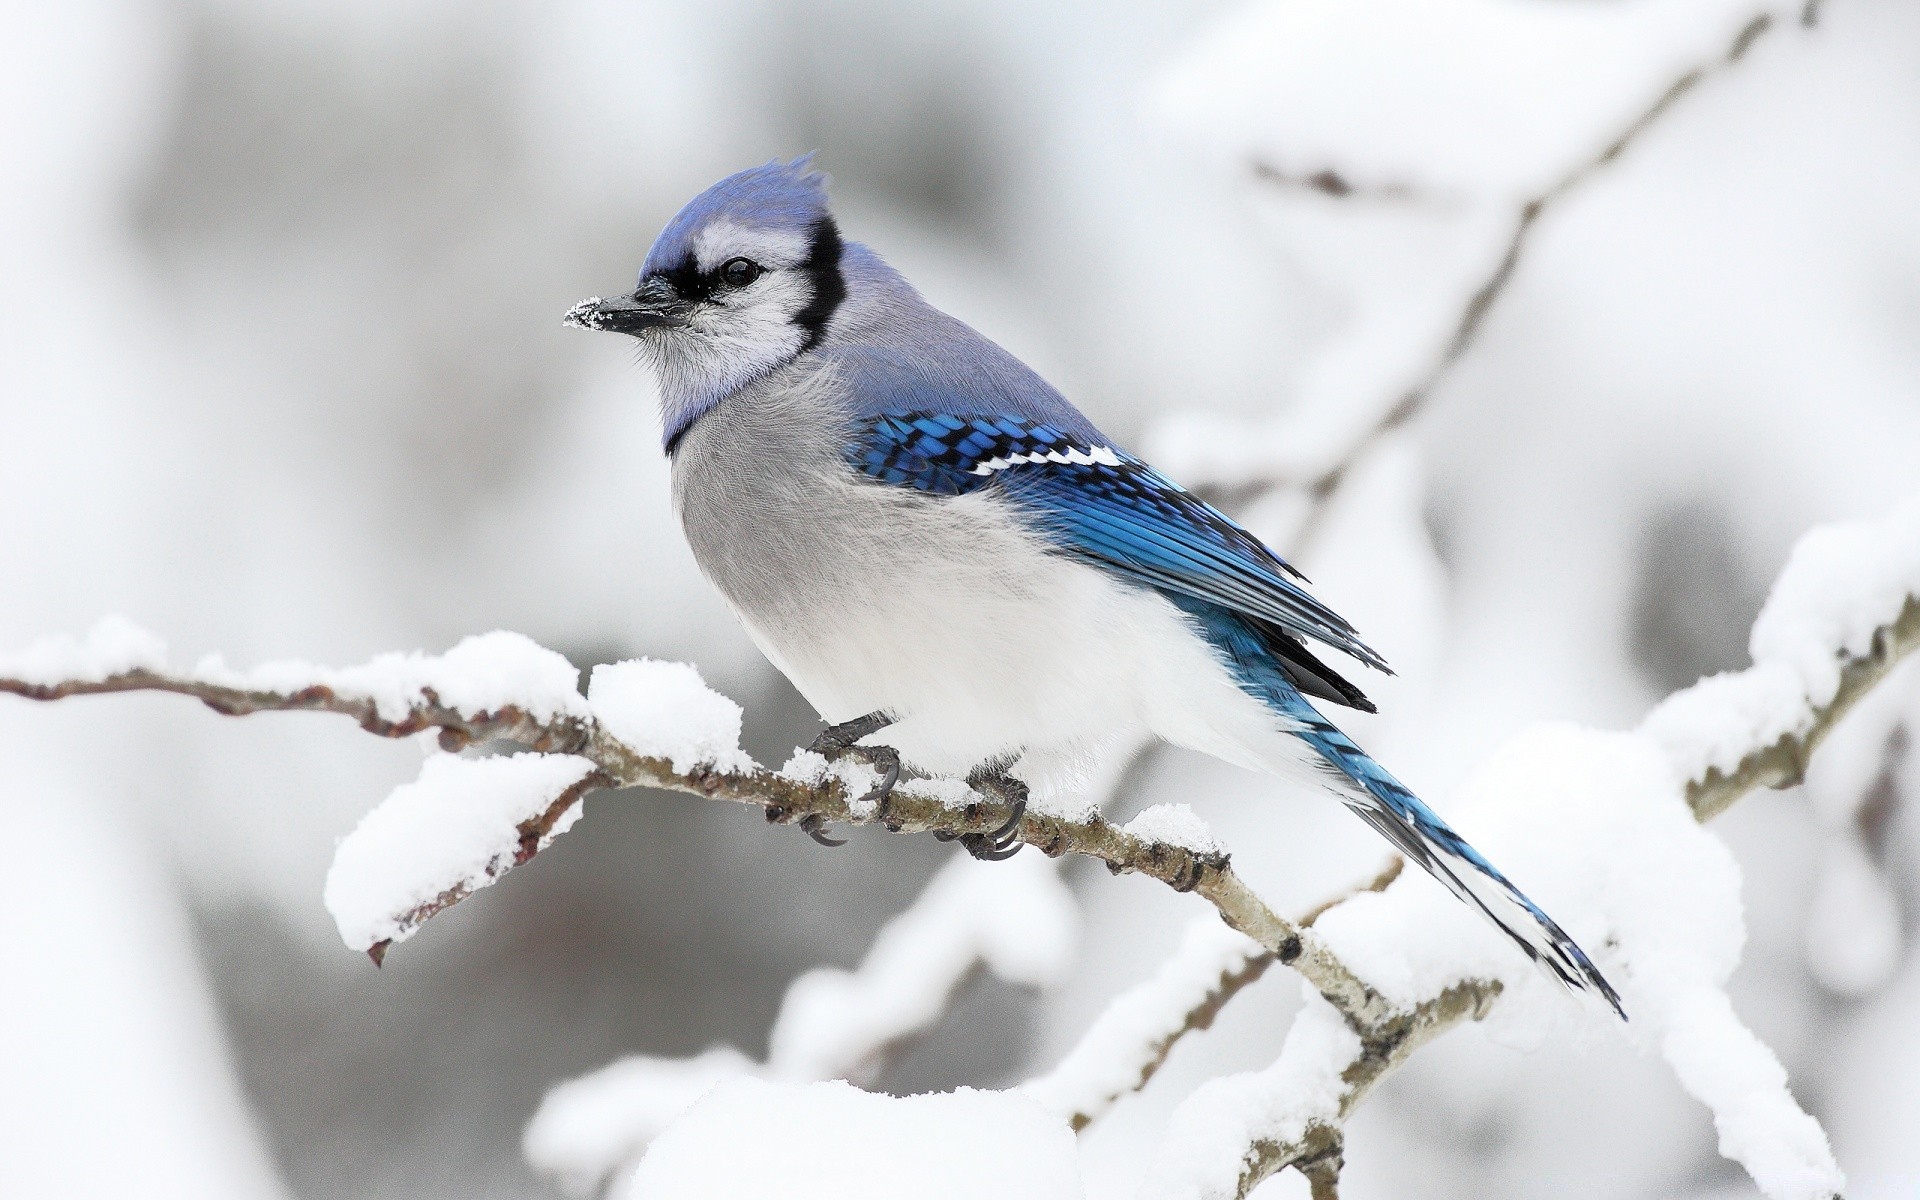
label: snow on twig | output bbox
[325,752,602,961]
[767,851,1078,1081]
[1647,500,1920,820]
[0,624,1365,1023]
[3,495,1912,1200]
[1149,498,1920,1200]
[525,852,1079,1193]
[1021,916,1269,1132]
[1143,0,1813,519]
[1021,857,1405,1137]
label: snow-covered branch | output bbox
[4,494,1913,1200]
[526,851,1079,1194]
[1145,0,1819,537]
[1669,594,1920,822]
[1022,858,1404,1135]
[1152,498,1920,1200]
[0,622,1381,1023]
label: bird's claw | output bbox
[954,768,1028,861]
[799,813,846,847]
[803,711,902,842]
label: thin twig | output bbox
[1212,588,1917,1198]
[1233,11,1791,553]
[1687,596,1920,821]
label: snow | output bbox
[524,851,1078,1190]
[1120,803,1222,856]
[203,630,590,725]
[1147,0,1792,205]
[770,851,1078,1082]
[0,614,168,685]
[588,658,754,774]
[777,746,886,817]
[0,619,593,726]
[322,751,595,952]
[1138,0,1810,497]
[618,1079,1082,1200]
[1022,916,1262,1124]
[1147,993,1360,1200]
[524,1047,760,1197]
[1643,496,1920,785]
[1235,723,1844,1200]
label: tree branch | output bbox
[3,498,1903,1200]
[1198,583,1918,1199]
[0,643,1385,1029]
[1687,595,1920,821]
[1180,8,1798,547]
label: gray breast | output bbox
[672,363,869,631]
[666,360,1075,727]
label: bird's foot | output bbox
[805,711,902,837]
[936,767,1027,861]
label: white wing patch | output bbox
[967,445,1123,476]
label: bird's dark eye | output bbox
[720,257,762,288]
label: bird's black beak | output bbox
[564,277,689,334]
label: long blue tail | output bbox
[1172,594,1624,1016]
[1284,690,1625,1018]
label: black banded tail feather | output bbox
[1181,597,1626,1018]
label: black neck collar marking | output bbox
[791,217,845,354]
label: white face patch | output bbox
[967,445,1123,476]
[644,217,826,423]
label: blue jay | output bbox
[568,158,1622,1015]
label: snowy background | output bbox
[4,0,1920,1197]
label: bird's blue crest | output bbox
[642,155,833,279]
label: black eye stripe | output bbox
[655,255,712,301]
[652,254,767,300]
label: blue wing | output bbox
[849,412,1390,677]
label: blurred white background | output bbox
[4,0,1919,1197]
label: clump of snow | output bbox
[1261,724,1843,1200]
[1146,0,1793,204]
[618,1079,1082,1200]
[1148,993,1360,1200]
[0,615,168,685]
[777,747,831,786]
[1023,916,1262,1124]
[1749,498,1920,701]
[525,852,1079,1190]
[184,629,591,725]
[523,1047,759,1197]
[323,752,595,952]
[1643,497,1920,786]
[768,852,1077,1082]
[588,659,753,774]
[1121,803,1222,855]
[777,747,885,817]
